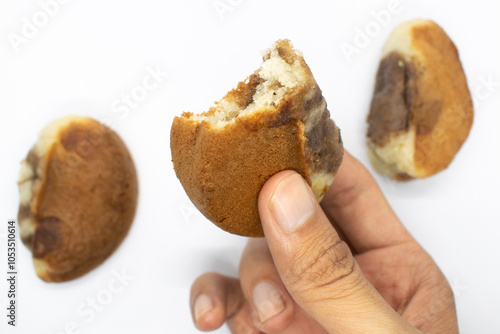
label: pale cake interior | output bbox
[190,45,305,128]
[369,20,429,179]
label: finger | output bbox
[190,272,245,331]
[239,238,295,332]
[258,171,418,333]
[240,239,329,334]
[321,150,413,253]
[227,303,263,334]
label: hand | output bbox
[190,151,458,333]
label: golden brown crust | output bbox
[367,20,473,179]
[18,117,138,282]
[171,40,343,237]
[172,116,308,236]
[410,22,473,175]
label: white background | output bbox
[1,0,499,333]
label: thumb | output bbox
[258,171,417,334]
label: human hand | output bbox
[190,151,458,333]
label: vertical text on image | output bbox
[6,220,18,327]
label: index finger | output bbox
[321,150,413,253]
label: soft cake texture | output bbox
[171,39,343,237]
[367,19,473,180]
[18,116,138,282]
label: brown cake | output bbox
[367,19,473,180]
[171,39,343,237]
[17,116,138,282]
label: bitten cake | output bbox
[17,116,138,282]
[367,19,473,180]
[171,39,343,237]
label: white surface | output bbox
[1,0,499,333]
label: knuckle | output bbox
[289,233,357,292]
[192,271,222,293]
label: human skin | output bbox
[190,151,458,334]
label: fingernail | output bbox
[194,294,213,322]
[253,282,285,323]
[269,173,316,233]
